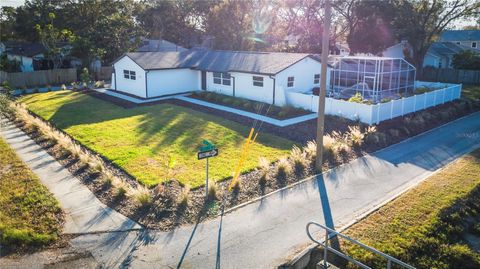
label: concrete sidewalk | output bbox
[69,112,480,268]
[0,122,141,234]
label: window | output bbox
[287,76,294,87]
[213,72,231,85]
[123,70,136,80]
[253,76,263,87]
[472,42,477,48]
[314,74,320,84]
[222,73,231,86]
[456,42,461,45]
[213,72,222,84]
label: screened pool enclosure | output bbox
[330,57,416,102]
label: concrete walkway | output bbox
[0,122,141,234]
[68,112,480,268]
[93,88,318,127]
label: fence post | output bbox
[413,94,416,112]
[390,99,394,120]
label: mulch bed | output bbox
[13,89,480,231]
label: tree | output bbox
[0,7,17,40]
[344,1,395,54]
[35,12,75,69]
[452,50,480,70]
[392,0,479,68]
[205,0,256,50]
[0,54,21,72]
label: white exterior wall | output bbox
[276,57,327,94]
[205,71,275,104]
[382,43,405,58]
[147,69,199,97]
[113,56,147,98]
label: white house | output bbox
[111,50,328,105]
[0,42,45,72]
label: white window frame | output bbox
[314,74,320,84]
[287,76,294,87]
[253,76,263,87]
[213,72,231,85]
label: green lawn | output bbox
[342,149,480,269]
[462,84,480,100]
[0,137,62,249]
[19,91,294,187]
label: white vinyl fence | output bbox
[285,81,462,125]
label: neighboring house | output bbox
[423,42,475,68]
[333,43,350,56]
[111,50,328,105]
[1,42,45,72]
[381,40,411,58]
[136,38,187,52]
[439,30,480,50]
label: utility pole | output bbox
[315,0,331,172]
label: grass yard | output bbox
[0,137,62,249]
[340,149,480,269]
[19,91,294,187]
[462,84,480,100]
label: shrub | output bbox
[303,140,317,161]
[88,156,104,174]
[380,98,391,103]
[94,80,105,89]
[388,128,401,138]
[365,131,387,145]
[322,135,335,159]
[278,110,287,118]
[80,68,91,85]
[232,99,242,107]
[243,101,252,109]
[116,186,127,198]
[348,92,363,103]
[101,171,114,187]
[0,94,13,119]
[178,185,190,207]
[276,157,292,179]
[46,84,52,91]
[61,84,67,90]
[290,145,307,174]
[258,157,270,185]
[347,125,364,147]
[134,186,152,207]
[32,87,39,93]
[415,87,431,94]
[207,179,218,200]
[222,97,232,104]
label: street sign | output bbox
[197,148,219,160]
[198,140,218,197]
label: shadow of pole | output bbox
[215,205,225,269]
[177,217,201,269]
[316,174,341,251]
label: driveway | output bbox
[67,112,480,268]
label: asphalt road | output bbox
[70,112,480,269]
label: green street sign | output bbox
[200,139,215,151]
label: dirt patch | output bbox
[12,89,480,231]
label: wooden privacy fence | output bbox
[0,68,77,88]
[419,67,480,84]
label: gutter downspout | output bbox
[145,70,149,98]
[113,67,117,91]
[269,75,276,105]
[231,75,236,97]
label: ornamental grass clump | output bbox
[322,135,335,160]
[290,145,307,174]
[133,186,152,207]
[258,157,270,185]
[347,125,365,147]
[303,140,317,162]
[276,157,292,179]
[207,179,218,200]
[178,185,191,208]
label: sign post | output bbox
[198,140,218,197]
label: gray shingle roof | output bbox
[439,30,480,42]
[123,50,317,74]
[428,42,473,57]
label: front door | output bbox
[201,71,207,90]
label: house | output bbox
[439,30,480,50]
[381,40,411,58]
[111,49,327,105]
[423,42,475,68]
[333,43,350,56]
[0,42,45,72]
[136,38,187,52]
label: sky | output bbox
[0,0,476,29]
